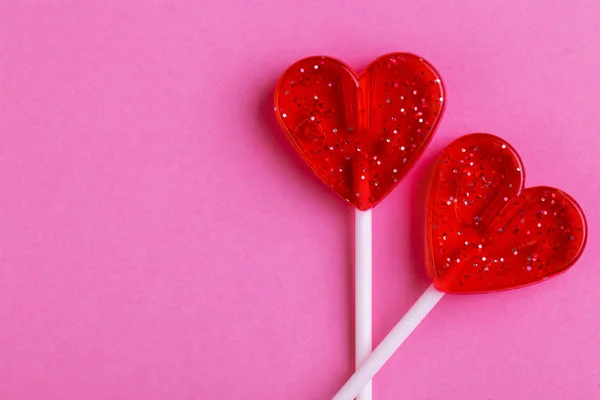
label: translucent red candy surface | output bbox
[426,133,587,293]
[274,53,445,210]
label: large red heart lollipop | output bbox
[274,53,445,210]
[426,133,587,293]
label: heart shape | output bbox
[426,133,588,293]
[274,53,445,210]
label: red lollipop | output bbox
[274,53,445,210]
[274,53,445,400]
[427,133,587,292]
[333,133,588,400]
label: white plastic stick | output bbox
[355,209,372,400]
[333,284,445,400]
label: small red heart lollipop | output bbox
[333,134,589,400]
[274,53,445,210]
[426,133,587,293]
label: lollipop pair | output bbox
[273,53,587,400]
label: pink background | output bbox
[0,1,599,399]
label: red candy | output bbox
[274,53,445,210]
[426,133,587,293]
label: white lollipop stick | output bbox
[333,284,445,400]
[354,209,372,400]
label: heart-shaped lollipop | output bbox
[333,133,588,400]
[275,53,446,400]
[274,53,445,210]
[426,133,587,292]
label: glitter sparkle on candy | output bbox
[273,53,445,210]
[426,133,587,293]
